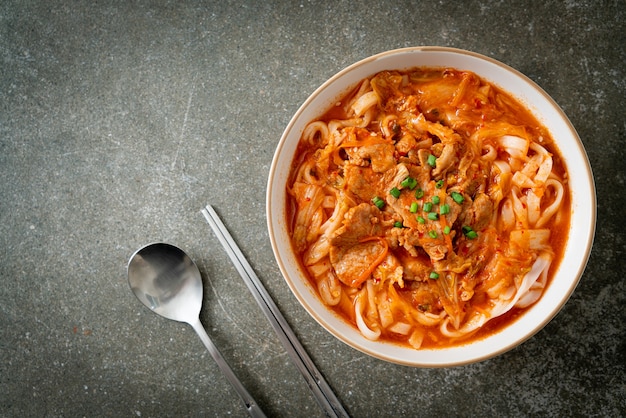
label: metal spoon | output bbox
[127,242,266,418]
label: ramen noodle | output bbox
[287,68,569,349]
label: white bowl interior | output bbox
[267,47,596,367]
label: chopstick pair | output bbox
[201,204,349,418]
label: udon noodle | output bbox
[287,68,570,349]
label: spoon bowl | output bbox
[128,243,203,323]
[127,242,265,418]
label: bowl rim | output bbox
[266,46,596,367]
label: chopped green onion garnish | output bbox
[451,191,464,204]
[429,271,440,280]
[409,202,419,213]
[394,221,404,228]
[372,196,385,209]
[435,179,444,189]
[462,225,478,239]
[428,230,438,239]
[390,187,401,198]
[400,176,418,190]
[427,212,439,221]
[423,202,433,212]
[427,154,437,167]
[415,188,424,199]
[432,195,440,204]
[443,225,451,234]
[440,203,450,215]
[417,216,425,224]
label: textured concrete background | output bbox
[1,1,624,416]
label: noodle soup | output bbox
[286,68,570,349]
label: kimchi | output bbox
[287,68,570,349]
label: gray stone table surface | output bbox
[1,1,624,416]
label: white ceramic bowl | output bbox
[266,47,596,367]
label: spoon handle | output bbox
[202,204,349,418]
[190,318,266,418]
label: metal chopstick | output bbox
[201,204,349,418]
